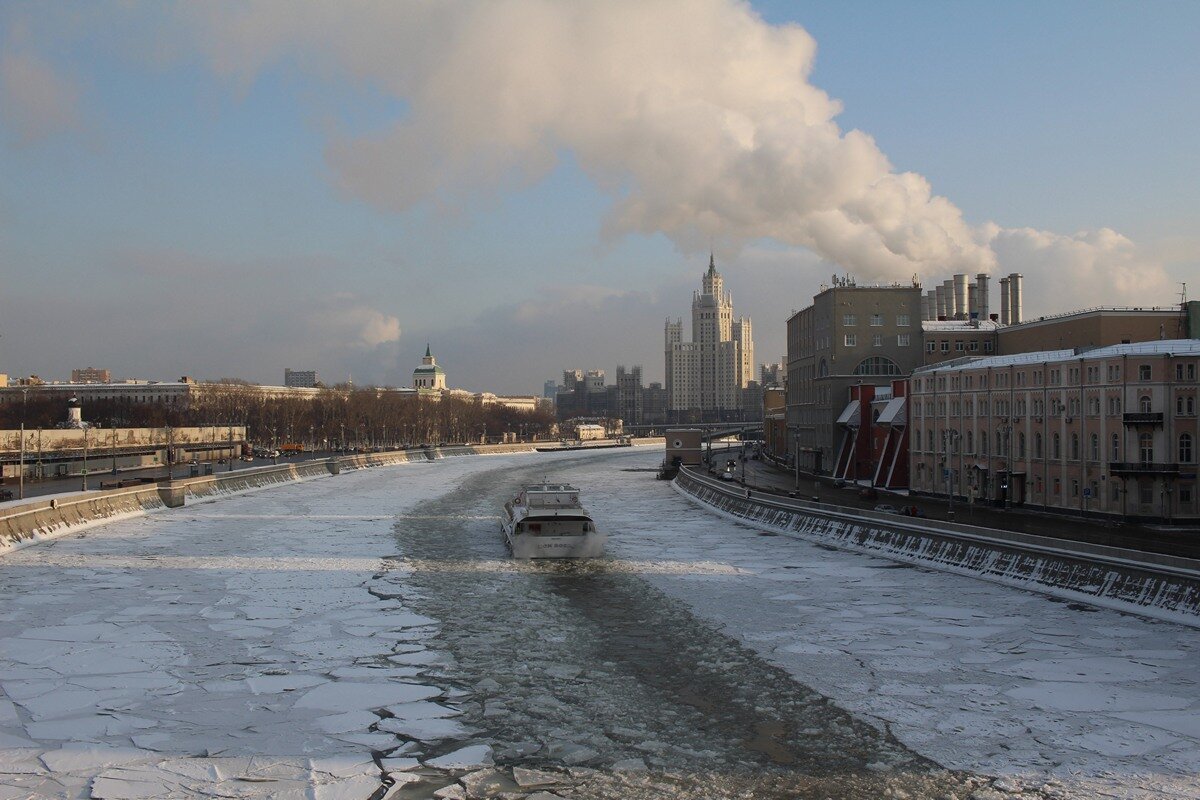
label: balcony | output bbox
[1123,412,1164,425]
[1109,461,1180,476]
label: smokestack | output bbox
[1009,272,1023,324]
[942,279,955,318]
[926,290,937,321]
[999,276,1011,325]
[976,273,989,321]
[935,284,947,319]
[968,284,978,320]
[953,274,968,320]
[920,292,931,321]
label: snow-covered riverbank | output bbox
[1,447,1197,799]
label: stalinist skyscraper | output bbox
[664,255,755,421]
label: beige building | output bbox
[786,279,923,473]
[665,255,754,421]
[71,367,111,384]
[909,340,1200,523]
[413,345,448,392]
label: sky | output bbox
[1,1,1197,394]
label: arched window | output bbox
[817,359,829,378]
[1139,395,1152,413]
[927,430,934,451]
[1181,433,1194,464]
[966,430,974,453]
[1139,432,1154,463]
[980,431,989,456]
[1018,432,1026,458]
[1090,434,1099,462]
[1052,433,1061,459]
[1034,433,1043,458]
[1070,433,1079,460]
[852,356,902,376]
[1111,433,1120,461]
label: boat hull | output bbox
[502,520,606,559]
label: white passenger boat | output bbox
[501,482,606,559]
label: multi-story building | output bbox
[760,362,784,387]
[909,339,1200,523]
[616,365,644,426]
[284,368,318,388]
[643,382,667,425]
[412,345,448,392]
[71,367,111,384]
[665,255,754,421]
[786,278,923,473]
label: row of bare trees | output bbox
[0,387,557,449]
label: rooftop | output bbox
[915,339,1200,374]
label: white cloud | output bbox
[313,293,402,349]
[0,48,80,146]
[172,0,1172,312]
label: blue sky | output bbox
[1,1,1196,394]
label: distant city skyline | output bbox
[1,1,1196,394]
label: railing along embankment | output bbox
[0,442,562,554]
[674,468,1200,629]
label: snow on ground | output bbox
[1,447,1198,799]
[569,449,1200,799]
[0,457,495,799]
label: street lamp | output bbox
[18,387,28,500]
[943,428,960,520]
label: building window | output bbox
[954,340,964,352]
[940,340,950,353]
[966,430,974,453]
[1139,395,1152,413]
[968,341,979,352]
[1018,432,1026,458]
[1070,433,1079,460]
[870,314,884,326]
[1181,484,1194,505]
[1140,482,1153,506]
[1178,395,1196,415]
[1071,479,1079,497]
[1112,433,1120,461]
[1181,433,1194,464]
[1090,434,1099,461]
[1053,433,1061,459]
[1034,433,1043,458]
[980,431,989,456]
[1139,432,1154,463]
[853,357,903,376]
[843,314,857,326]
[1139,364,1151,381]
[844,334,857,347]
[897,314,910,327]
[897,334,910,347]
[926,341,936,353]
[872,334,883,347]
[1053,477,1061,496]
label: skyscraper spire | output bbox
[708,252,716,275]
[425,342,432,358]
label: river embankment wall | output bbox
[673,468,1200,629]
[0,439,664,554]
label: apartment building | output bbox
[909,340,1200,522]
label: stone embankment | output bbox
[0,439,663,554]
[674,468,1200,629]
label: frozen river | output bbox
[0,448,1197,799]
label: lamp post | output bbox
[18,388,28,499]
[943,428,959,520]
[81,426,89,491]
[228,424,235,471]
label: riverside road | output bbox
[0,447,1197,799]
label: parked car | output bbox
[873,504,900,514]
[720,470,735,481]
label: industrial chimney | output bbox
[935,285,947,320]
[999,276,1011,325]
[1009,273,1023,324]
[976,273,989,321]
[953,274,969,321]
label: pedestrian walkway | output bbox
[702,444,1200,560]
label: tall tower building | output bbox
[664,255,755,421]
[412,344,447,391]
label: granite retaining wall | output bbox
[674,468,1200,629]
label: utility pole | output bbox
[18,422,24,500]
[81,427,89,491]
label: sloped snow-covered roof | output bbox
[915,339,1200,374]
[835,399,860,426]
[877,397,907,426]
